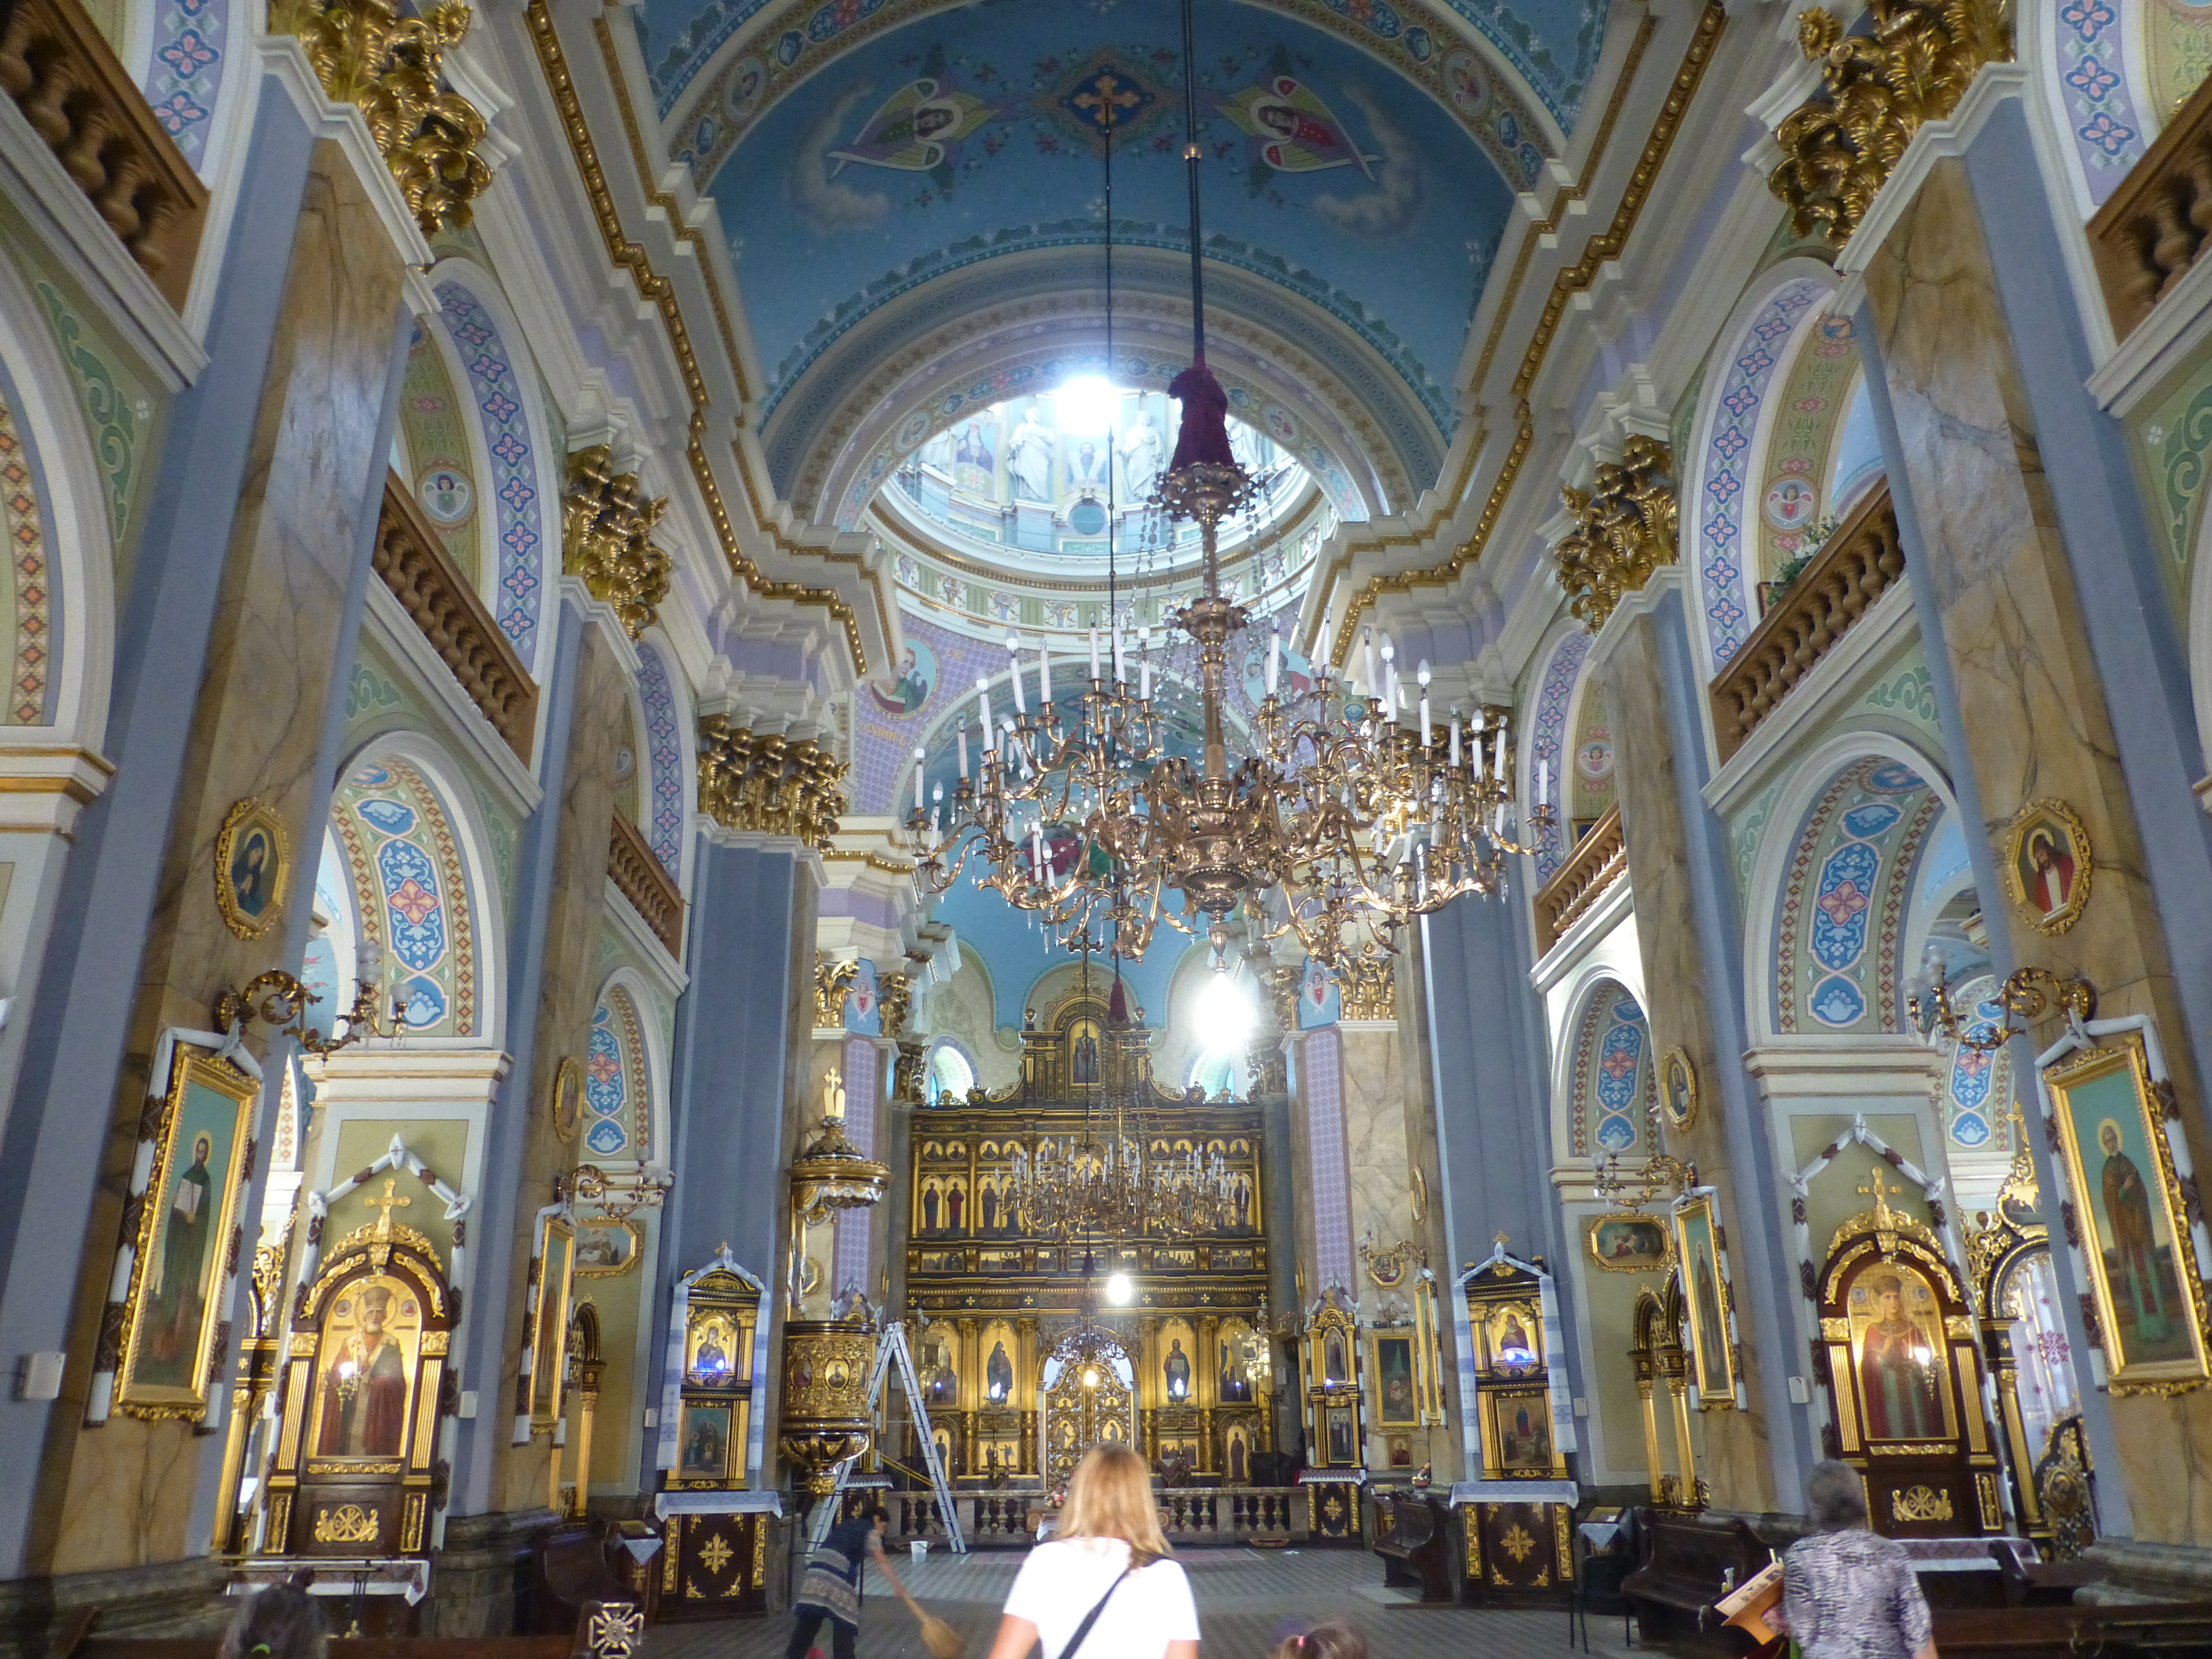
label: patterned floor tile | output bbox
[642,1547,1641,1659]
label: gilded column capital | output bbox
[1551,436,1678,633]
[562,445,672,641]
[1337,945,1397,1023]
[697,714,846,848]
[814,957,858,1028]
[268,0,493,233]
[1768,0,2010,245]
[878,971,913,1043]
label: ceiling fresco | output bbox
[690,0,1525,446]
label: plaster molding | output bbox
[1529,867,1639,994]
[561,574,647,677]
[2085,253,2212,416]
[1741,1040,1944,1087]
[603,870,693,988]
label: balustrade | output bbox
[0,0,208,309]
[1533,804,1627,957]
[370,471,538,761]
[876,1486,1303,1546]
[2088,72,2212,339]
[608,812,682,957]
[1709,481,1904,762]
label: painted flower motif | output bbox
[588,1049,622,1084]
[453,321,492,347]
[150,91,208,133]
[480,391,519,423]
[1712,427,1749,461]
[389,876,439,927]
[1601,1047,1637,1080]
[1734,348,1775,379]
[2078,110,2138,155]
[497,477,534,511]
[2060,0,2114,39]
[1724,385,1760,418]
[158,30,217,76]
[2065,54,2120,99]
[1816,880,1869,928]
[492,432,528,465]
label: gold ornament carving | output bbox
[1337,944,1396,1022]
[878,971,912,1042]
[562,445,671,640]
[1768,0,2010,245]
[267,0,492,234]
[1890,1484,1954,1523]
[1551,436,1678,632]
[815,959,859,1028]
[313,1502,381,1544]
[697,716,845,849]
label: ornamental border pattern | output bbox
[1528,629,1589,887]
[0,379,52,725]
[432,281,545,663]
[1695,279,1824,669]
[140,0,228,169]
[2050,0,2149,201]
[635,641,685,877]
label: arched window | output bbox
[1187,973,1257,1099]
[926,1041,974,1104]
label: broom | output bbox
[892,1581,964,1659]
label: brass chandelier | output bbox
[1006,1104,1239,1242]
[899,0,1553,972]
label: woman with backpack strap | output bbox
[985,1443,1201,1659]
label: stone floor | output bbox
[642,1547,1642,1659]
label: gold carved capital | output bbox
[697,715,845,848]
[268,0,492,233]
[1769,0,2010,245]
[1552,436,1678,632]
[814,958,859,1028]
[563,445,671,640]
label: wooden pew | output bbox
[1370,1491,1455,1604]
[1929,1602,2212,1655]
[1620,1508,1775,1648]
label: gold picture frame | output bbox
[1587,1211,1674,1274]
[529,1217,577,1428]
[2003,797,2091,935]
[1660,1046,1698,1132]
[115,1046,260,1420]
[2045,1035,2210,1393]
[213,797,289,941]
[549,1057,583,1145]
[1672,1192,1738,1409]
[574,1216,643,1278]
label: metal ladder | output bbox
[815,1322,967,1553]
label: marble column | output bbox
[0,131,409,1582]
[1858,152,2212,1542]
[1591,577,1810,1514]
[646,838,817,1490]
[1417,888,1581,1482]
[485,600,632,1521]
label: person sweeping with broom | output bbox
[785,1502,962,1659]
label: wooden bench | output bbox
[1620,1509,1775,1646]
[1929,1602,2212,1655]
[1370,1491,1455,1604]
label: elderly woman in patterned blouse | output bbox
[1780,1461,1937,1659]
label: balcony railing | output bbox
[2088,71,2212,341]
[1533,803,1627,957]
[878,1486,1306,1548]
[0,0,208,310]
[371,471,537,760]
[608,809,682,958]
[1710,481,1904,762]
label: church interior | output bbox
[5,0,2212,1648]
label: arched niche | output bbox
[326,738,506,1047]
[1746,740,1954,1043]
[391,311,495,602]
[1681,262,1841,680]
[632,636,691,887]
[423,262,562,690]
[1524,625,1592,889]
[584,974,665,1166]
[1558,976,1654,1162]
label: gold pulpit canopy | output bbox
[791,1113,889,1225]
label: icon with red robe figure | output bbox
[316,1282,412,1458]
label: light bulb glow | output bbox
[1104,1271,1135,1305]
[1054,375,1119,436]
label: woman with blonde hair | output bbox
[986,1442,1200,1659]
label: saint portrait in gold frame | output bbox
[529,1217,576,1428]
[2044,1034,2210,1392]
[1672,1193,1737,1409]
[1660,1046,1698,1131]
[548,1057,584,1145]
[214,797,289,941]
[2002,798,2091,935]
[114,1045,259,1420]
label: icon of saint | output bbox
[317,1285,409,1457]
[1857,1272,1942,1439]
[2100,1117,2172,1345]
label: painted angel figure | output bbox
[827,49,998,189]
[1219,58,1378,185]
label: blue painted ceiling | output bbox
[645,0,1592,453]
